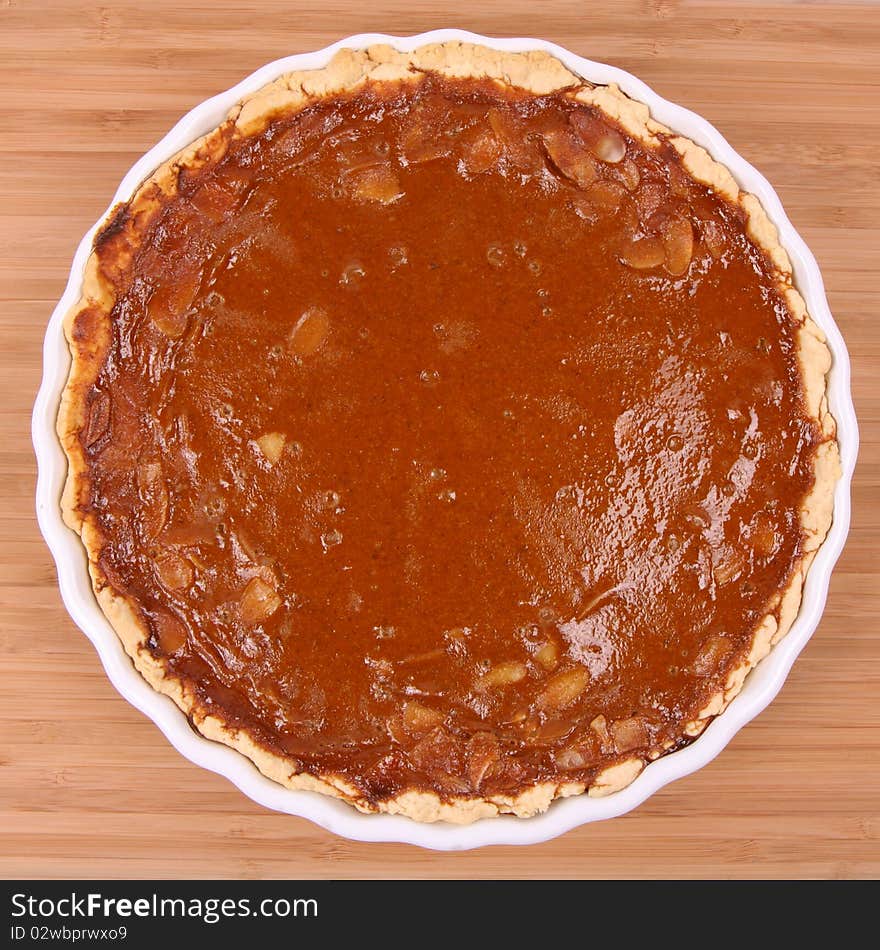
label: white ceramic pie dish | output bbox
[33,29,857,850]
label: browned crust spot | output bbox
[58,41,840,823]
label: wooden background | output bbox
[1,0,878,879]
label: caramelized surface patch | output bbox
[79,77,823,802]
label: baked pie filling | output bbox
[59,44,839,821]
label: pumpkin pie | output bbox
[58,42,840,822]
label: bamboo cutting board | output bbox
[1,0,878,879]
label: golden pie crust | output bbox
[58,42,840,823]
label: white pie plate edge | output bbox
[32,29,858,851]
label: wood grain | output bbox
[1,0,878,880]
